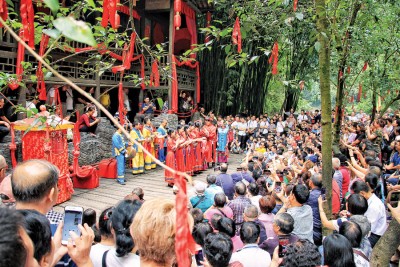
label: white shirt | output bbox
[66,88,74,110]
[48,87,56,106]
[123,92,131,111]
[247,120,258,130]
[237,122,247,136]
[364,194,387,236]
[297,114,308,123]
[90,243,114,267]
[250,195,262,212]
[26,101,36,110]
[231,121,239,130]
[230,244,271,267]
[276,121,285,133]
[260,121,269,134]
[97,248,140,267]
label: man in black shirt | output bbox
[0,97,10,141]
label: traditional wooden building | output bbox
[0,0,213,117]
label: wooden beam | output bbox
[186,0,202,14]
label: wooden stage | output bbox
[54,154,242,214]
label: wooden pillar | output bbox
[168,0,174,111]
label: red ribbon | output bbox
[149,60,160,87]
[175,175,196,267]
[362,61,368,72]
[102,0,119,29]
[231,17,242,53]
[269,42,279,75]
[294,0,298,11]
[37,34,50,99]
[0,0,8,27]
[140,55,145,89]
[20,0,35,48]
[357,84,362,102]
[9,31,26,90]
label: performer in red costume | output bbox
[165,129,178,187]
[175,125,186,175]
[203,118,217,167]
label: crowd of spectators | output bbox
[1,107,400,267]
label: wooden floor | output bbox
[54,154,242,214]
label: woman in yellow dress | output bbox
[130,121,145,174]
[142,118,156,170]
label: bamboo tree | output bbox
[316,0,333,220]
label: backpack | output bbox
[100,93,111,108]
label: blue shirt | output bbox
[205,184,224,200]
[305,188,322,244]
[216,173,235,200]
[390,152,400,166]
[190,194,213,213]
[231,171,255,185]
[142,103,154,114]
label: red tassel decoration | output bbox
[294,0,298,11]
[37,34,50,99]
[268,42,279,75]
[0,0,8,27]
[123,32,136,70]
[231,17,242,53]
[101,0,109,27]
[357,84,362,102]
[149,60,160,87]
[118,81,125,125]
[20,0,35,48]
[362,61,368,72]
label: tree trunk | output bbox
[332,1,361,153]
[370,219,400,266]
[316,0,333,222]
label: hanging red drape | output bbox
[185,11,197,58]
[205,12,212,43]
[175,175,196,267]
[0,0,8,27]
[294,0,298,11]
[231,17,242,53]
[118,81,125,125]
[149,60,160,87]
[268,42,279,75]
[20,0,35,48]
[357,84,362,102]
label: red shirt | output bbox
[78,113,92,129]
[332,179,341,214]
[339,166,350,194]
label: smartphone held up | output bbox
[62,206,84,245]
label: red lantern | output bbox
[174,0,182,13]
[174,14,181,30]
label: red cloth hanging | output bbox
[149,60,160,87]
[10,31,27,90]
[357,84,362,102]
[118,81,125,125]
[20,0,35,48]
[54,87,63,118]
[269,42,279,75]
[124,32,136,70]
[294,0,298,11]
[362,61,368,72]
[102,0,119,29]
[175,175,196,267]
[231,17,242,53]
[0,0,8,27]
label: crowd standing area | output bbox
[1,98,400,267]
